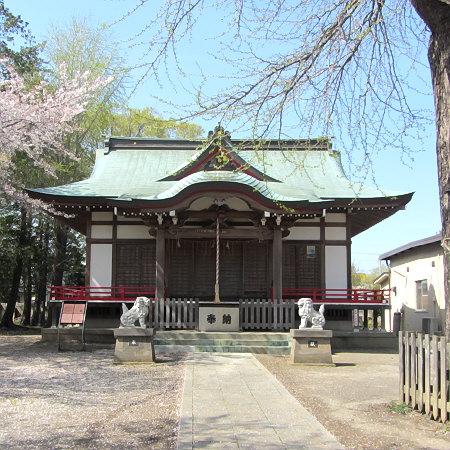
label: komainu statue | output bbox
[297,298,326,329]
[120,297,150,328]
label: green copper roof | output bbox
[28,136,410,208]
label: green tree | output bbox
[0,1,41,75]
[0,17,117,328]
[351,264,382,290]
[43,17,129,176]
[108,107,203,139]
[0,5,41,327]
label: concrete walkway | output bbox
[177,353,343,449]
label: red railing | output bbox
[281,288,390,305]
[48,286,389,305]
[48,286,156,302]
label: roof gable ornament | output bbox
[159,123,279,182]
[207,123,230,140]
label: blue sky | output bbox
[10,0,441,273]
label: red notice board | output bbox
[60,303,86,324]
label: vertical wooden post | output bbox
[411,332,417,408]
[417,333,424,412]
[373,309,379,330]
[399,331,405,402]
[380,308,386,331]
[431,335,439,419]
[440,337,448,422]
[363,309,369,329]
[156,228,165,302]
[424,333,431,415]
[405,332,411,405]
[272,229,282,301]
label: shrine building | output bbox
[28,126,413,333]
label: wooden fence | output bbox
[149,298,199,329]
[239,299,296,330]
[145,298,296,331]
[399,331,449,422]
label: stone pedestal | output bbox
[290,329,334,365]
[114,328,155,364]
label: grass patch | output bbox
[389,400,414,415]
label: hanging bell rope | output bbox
[214,217,221,302]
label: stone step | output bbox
[154,338,290,347]
[154,344,290,355]
[154,331,291,341]
[154,331,292,354]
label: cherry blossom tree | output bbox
[0,60,112,204]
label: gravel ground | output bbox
[256,352,450,449]
[1,334,450,449]
[0,335,186,449]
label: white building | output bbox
[379,234,444,333]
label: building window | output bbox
[416,280,429,310]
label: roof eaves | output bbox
[379,233,442,261]
[373,271,389,285]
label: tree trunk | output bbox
[21,260,32,326]
[31,217,51,327]
[0,208,27,328]
[52,219,68,287]
[410,0,450,338]
[46,219,68,327]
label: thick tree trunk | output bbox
[21,261,32,326]
[46,220,68,327]
[52,219,68,287]
[21,213,33,326]
[0,208,27,328]
[31,218,50,327]
[411,0,450,337]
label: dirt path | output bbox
[256,352,450,449]
[0,335,185,449]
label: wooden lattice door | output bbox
[115,242,156,288]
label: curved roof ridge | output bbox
[148,171,301,202]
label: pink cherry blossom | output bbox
[0,60,112,203]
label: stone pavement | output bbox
[177,353,343,449]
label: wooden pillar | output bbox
[273,229,282,300]
[373,309,379,330]
[156,229,165,301]
[381,308,386,331]
[363,309,369,329]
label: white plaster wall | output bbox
[117,225,153,239]
[284,227,320,240]
[91,225,113,239]
[325,246,347,289]
[325,227,347,241]
[325,213,346,223]
[92,212,113,221]
[90,244,112,289]
[389,249,444,332]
